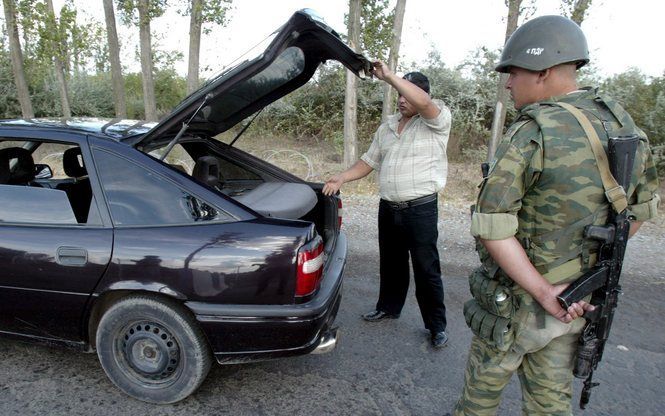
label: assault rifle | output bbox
[557,135,640,409]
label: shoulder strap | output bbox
[553,102,627,213]
[505,119,531,138]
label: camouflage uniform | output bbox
[454,88,660,416]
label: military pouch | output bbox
[463,299,515,351]
[468,267,516,319]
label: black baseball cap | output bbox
[403,72,430,94]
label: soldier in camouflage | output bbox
[453,15,660,415]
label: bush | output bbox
[69,73,115,117]
[602,68,664,146]
[1,40,662,174]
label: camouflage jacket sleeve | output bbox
[627,136,661,221]
[471,120,543,240]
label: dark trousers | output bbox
[376,198,447,333]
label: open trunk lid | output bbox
[128,9,371,149]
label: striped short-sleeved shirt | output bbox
[361,99,451,202]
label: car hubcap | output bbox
[121,322,180,381]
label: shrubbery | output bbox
[0,47,663,164]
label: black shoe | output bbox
[362,310,400,322]
[431,331,448,348]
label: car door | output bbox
[89,141,306,305]
[0,135,113,342]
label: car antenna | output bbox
[160,93,213,161]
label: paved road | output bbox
[1,197,663,415]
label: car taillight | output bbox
[296,236,324,298]
[337,198,343,229]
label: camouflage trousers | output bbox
[453,295,586,416]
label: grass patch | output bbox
[229,132,480,207]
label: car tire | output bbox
[96,295,212,404]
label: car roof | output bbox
[0,118,157,140]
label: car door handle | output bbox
[56,247,88,267]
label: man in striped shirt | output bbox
[323,61,452,348]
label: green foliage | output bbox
[254,62,382,150]
[176,0,234,35]
[602,68,665,146]
[69,73,115,116]
[560,0,592,24]
[0,0,662,180]
[0,48,21,118]
[154,68,186,116]
[16,0,68,68]
[121,69,187,119]
[577,61,603,89]
[123,72,146,118]
[358,0,393,61]
[344,0,394,61]
[410,47,500,159]
[116,0,168,26]
[10,0,106,85]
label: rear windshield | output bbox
[205,46,305,124]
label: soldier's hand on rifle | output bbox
[546,284,596,323]
[566,299,595,320]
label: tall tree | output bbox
[343,0,361,168]
[341,0,393,165]
[103,0,127,117]
[487,0,521,162]
[357,0,393,60]
[118,0,165,121]
[184,0,232,94]
[186,0,202,95]
[137,0,157,121]
[44,0,71,117]
[380,0,406,122]
[561,0,593,25]
[2,0,34,118]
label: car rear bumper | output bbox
[185,232,347,364]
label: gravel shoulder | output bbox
[0,192,662,415]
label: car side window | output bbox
[0,139,101,226]
[93,148,228,226]
[0,185,78,224]
[216,157,261,181]
[148,144,195,175]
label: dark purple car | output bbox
[0,10,370,404]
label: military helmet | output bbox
[495,15,589,73]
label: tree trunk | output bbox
[45,0,71,118]
[138,0,158,121]
[380,0,406,123]
[3,0,34,118]
[186,0,203,94]
[103,0,127,118]
[569,0,592,25]
[487,0,521,163]
[343,0,361,168]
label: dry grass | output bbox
[232,133,665,219]
[232,133,480,207]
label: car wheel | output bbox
[96,295,212,404]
